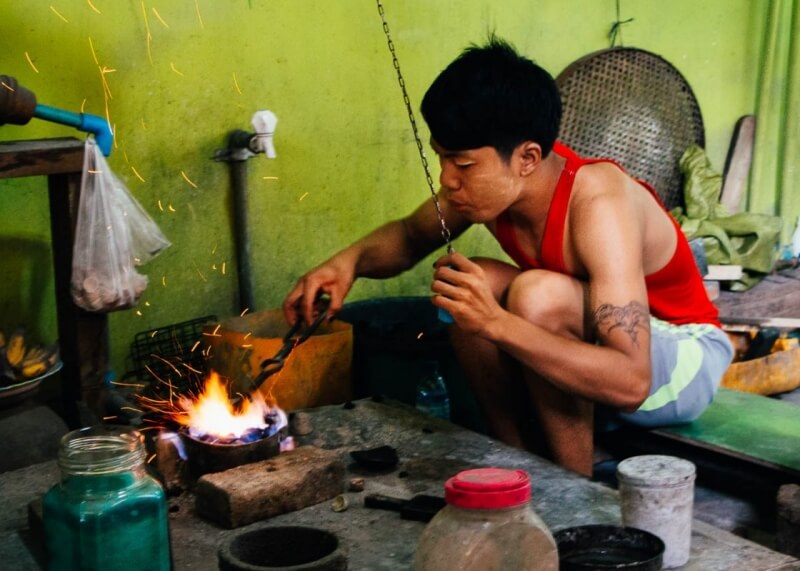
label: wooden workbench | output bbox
[1,399,797,570]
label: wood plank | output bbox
[0,138,84,179]
[715,267,800,320]
[721,316,800,330]
[721,115,755,214]
[654,388,800,477]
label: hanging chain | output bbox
[376,0,453,253]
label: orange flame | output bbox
[176,371,270,439]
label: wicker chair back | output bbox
[556,48,705,210]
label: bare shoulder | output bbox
[569,162,644,226]
[573,162,643,201]
[568,162,676,276]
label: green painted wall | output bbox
[0,0,761,376]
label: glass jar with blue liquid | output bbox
[43,425,171,570]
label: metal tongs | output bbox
[245,297,331,394]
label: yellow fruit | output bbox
[17,344,58,380]
[5,328,26,368]
[24,345,46,363]
[19,359,47,379]
[44,344,60,369]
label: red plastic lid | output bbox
[444,468,531,509]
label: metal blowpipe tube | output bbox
[0,75,113,156]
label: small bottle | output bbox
[437,307,455,324]
[415,361,450,420]
[43,425,171,571]
[414,468,559,571]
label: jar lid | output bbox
[445,468,531,509]
[617,455,696,487]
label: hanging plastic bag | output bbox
[71,138,171,312]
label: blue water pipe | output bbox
[33,103,113,156]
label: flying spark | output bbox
[232,72,242,94]
[111,381,146,388]
[193,261,207,282]
[50,6,69,23]
[87,0,101,14]
[157,199,164,211]
[141,1,153,64]
[152,7,169,28]
[262,176,279,180]
[24,52,39,73]
[181,170,198,188]
[131,166,146,182]
[1,81,14,92]
[170,63,184,77]
[194,0,204,29]
[88,36,99,64]
[299,192,309,201]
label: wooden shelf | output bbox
[0,137,108,427]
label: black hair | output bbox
[420,36,561,160]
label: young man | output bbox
[283,38,733,476]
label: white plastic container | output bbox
[617,455,696,568]
[414,468,558,571]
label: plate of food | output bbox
[0,328,61,403]
[0,361,62,400]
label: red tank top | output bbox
[494,142,720,326]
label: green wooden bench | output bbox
[654,388,800,480]
[597,388,800,500]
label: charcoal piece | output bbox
[349,445,398,470]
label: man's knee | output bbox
[506,270,585,335]
[468,257,520,301]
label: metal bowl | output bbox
[554,525,664,570]
[179,428,280,478]
[218,525,347,571]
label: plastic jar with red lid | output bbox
[414,468,558,570]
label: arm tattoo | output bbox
[593,301,649,347]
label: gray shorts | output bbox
[618,318,734,428]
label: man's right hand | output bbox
[282,255,356,326]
